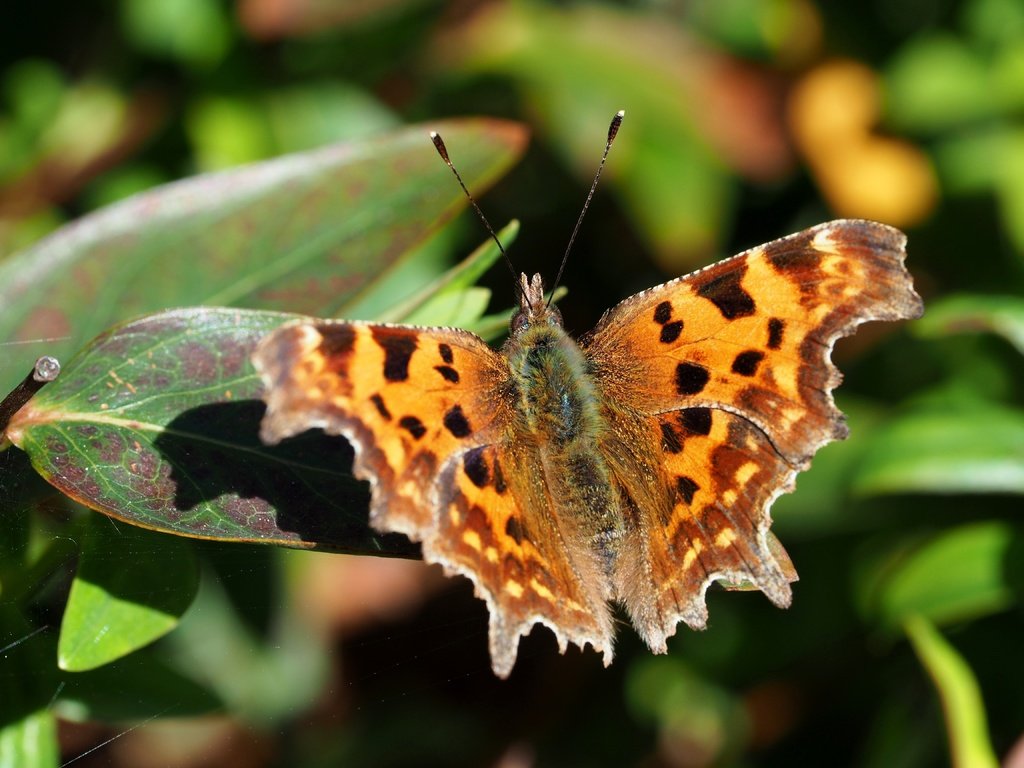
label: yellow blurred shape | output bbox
[817,137,937,225]
[789,60,937,226]
[790,60,878,146]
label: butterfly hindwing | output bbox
[638,407,798,644]
[436,442,613,676]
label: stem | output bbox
[0,356,60,437]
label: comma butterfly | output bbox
[252,114,923,677]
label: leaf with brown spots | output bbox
[0,118,527,397]
[3,308,416,556]
[255,220,923,678]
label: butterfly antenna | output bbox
[547,109,624,307]
[430,131,520,292]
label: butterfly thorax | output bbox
[502,274,625,575]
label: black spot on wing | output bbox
[438,343,454,364]
[676,476,699,505]
[675,362,710,395]
[318,325,356,357]
[767,318,785,349]
[766,243,822,272]
[464,446,489,487]
[443,404,472,438]
[661,421,683,454]
[493,456,507,494]
[372,328,417,382]
[505,516,524,544]
[399,415,426,439]
[316,325,357,375]
[653,301,672,325]
[370,393,391,420]
[696,269,756,319]
[659,321,683,344]
[732,350,765,377]
[679,407,712,435]
[435,365,460,383]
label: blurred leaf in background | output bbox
[431,0,797,271]
[2,0,1024,766]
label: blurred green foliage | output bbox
[2,0,1024,767]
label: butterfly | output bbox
[252,120,923,678]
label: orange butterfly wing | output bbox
[253,321,612,676]
[584,220,923,648]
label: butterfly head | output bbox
[511,273,562,334]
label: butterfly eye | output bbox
[510,311,529,333]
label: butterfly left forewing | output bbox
[255,321,510,537]
[585,219,922,648]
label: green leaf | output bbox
[884,34,995,132]
[0,520,78,606]
[121,0,233,69]
[868,522,1017,628]
[0,606,59,768]
[917,293,1024,354]
[4,210,515,550]
[58,516,199,671]
[0,118,528,395]
[401,286,492,328]
[267,82,400,154]
[935,128,1004,195]
[162,564,328,723]
[994,127,1024,255]
[56,649,222,721]
[904,615,999,768]
[963,0,1024,53]
[853,405,1024,495]
[0,709,57,768]
[371,220,518,324]
[6,308,418,554]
